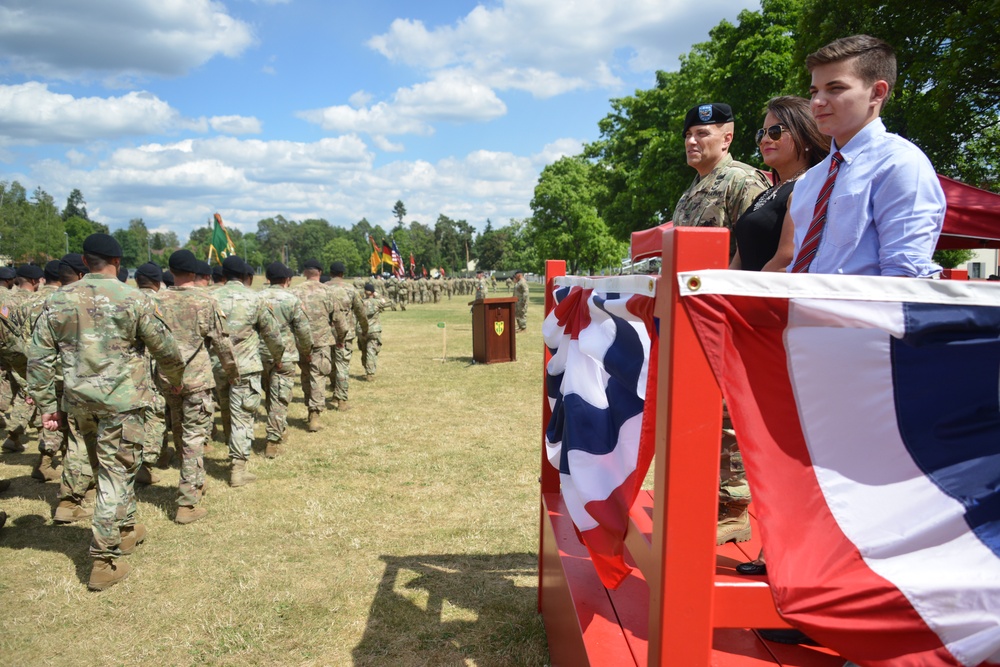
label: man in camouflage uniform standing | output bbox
[358,282,389,381]
[155,250,239,524]
[327,261,367,411]
[260,262,312,455]
[1,267,37,453]
[512,270,529,332]
[292,260,346,432]
[133,262,167,486]
[473,271,488,301]
[396,278,408,311]
[214,256,284,487]
[673,102,769,546]
[28,233,185,591]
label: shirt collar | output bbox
[832,117,885,166]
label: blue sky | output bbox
[0,0,759,240]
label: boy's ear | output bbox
[871,80,890,107]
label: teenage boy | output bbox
[788,35,946,277]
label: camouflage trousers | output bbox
[300,346,332,413]
[165,390,213,507]
[0,369,10,414]
[142,393,167,465]
[35,381,66,456]
[219,374,262,461]
[331,340,353,402]
[360,332,382,376]
[515,303,527,330]
[73,409,145,560]
[263,360,295,443]
[58,413,95,502]
[5,374,32,443]
[720,402,751,509]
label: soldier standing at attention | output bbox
[155,250,239,523]
[512,270,529,332]
[133,262,167,486]
[27,233,185,591]
[396,277,408,311]
[292,260,346,432]
[260,262,312,456]
[358,282,390,381]
[326,261,367,412]
[1,266,37,454]
[473,270,488,301]
[214,256,284,487]
[673,102,769,547]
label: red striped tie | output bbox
[791,151,843,273]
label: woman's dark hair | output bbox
[764,96,830,176]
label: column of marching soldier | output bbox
[0,234,395,591]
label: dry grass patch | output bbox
[0,283,549,666]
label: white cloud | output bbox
[0,0,255,80]
[371,136,404,153]
[209,115,263,135]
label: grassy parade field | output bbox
[0,281,549,666]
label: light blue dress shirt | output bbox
[788,118,946,276]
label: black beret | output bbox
[60,253,89,275]
[241,259,255,276]
[169,249,200,274]
[266,261,290,281]
[683,103,734,133]
[329,261,345,275]
[302,258,323,271]
[513,269,524,275]
[117,266,129,283]
[161,270,175,287]
[82,233,123,258]
[364,282,375,293]
[195,260,212,277]
[136,262,163,283]
[16,264,43,280]
[44,260,61,282]
[0,267,14,281]
[212,265,224,279]
[319,274,331,283]
[222,255,246,275]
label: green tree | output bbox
[65,216,108,253]
[474,219,509,270]
[62,188,89,221]
[529,157,626,274]
[933,249,976,269]
[321,237,363,276]
[392,200,407,225]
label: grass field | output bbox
[0,281,550,666]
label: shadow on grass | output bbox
[353,552,547,667]
[0,513,93,583]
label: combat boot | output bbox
[307,411,322,432]
[119,524,147,555]
[229,460,256,487]
[175,506,208,524]
[338,399,351,412]
[32,453,62,482]
[53,499,94,524]
[88,558,131,591]
[1,436,24,453]
[135,463,160,486]
[156,445,174,469]
[264,441,280,458]
[717,506,751,546]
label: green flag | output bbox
[208,213,236,265]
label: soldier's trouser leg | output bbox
[358,335,368,372]
[516,306,527,330]
[263,363,294,443]
[59,414,97,502]
[364,333,381,376]
[227,375,262,462]
[167,391,212,507]
[719,403,751,510]
[304,346,331,413]
[75,409,144,560]
[7,381,32,442]
[332,341,352,402]
[142,399,166,465]
[217,382,232,443]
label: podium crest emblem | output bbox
[494,321,505,336]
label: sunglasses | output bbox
[755,124,788,144]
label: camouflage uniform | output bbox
[396,279,408,311]
[27,273,184,560]
[291,280,347,416]
[513,276,529,331]
[213,280,284,464]
[672,151,767,540]
[431,278,442,303]
[474,276,488,301]
[358,293,389,377]
[142,288,168,473]
[155,285,238,509]
[672,153,770,259]
[326,278,367,406]
[2,287,34,449]
[260,285,312,445]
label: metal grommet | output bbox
[686,276,701,291]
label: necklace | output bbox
[750,167,808,212]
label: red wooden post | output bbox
[539,259,566,612]
[648,227,729,665]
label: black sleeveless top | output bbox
[733,180,795,272]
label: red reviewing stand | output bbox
[538,228,844,666]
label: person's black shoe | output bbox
[758,629,820,646]
[736,560,767,576]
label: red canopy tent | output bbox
[630,174,1000,261]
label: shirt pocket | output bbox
[823,192,865,248]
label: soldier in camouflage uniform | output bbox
[358,283,389,380]
[214,256,284,487]
[134,262,168,486]
[474,271,488,301]
[292,259,347,432]
[155,250,239,524]
[396,278,408,311]
[512,270,529,332]
[1,270,37,453]
[260,262,312,455]
[326,261,367,411]
[28,233,185,591]
[431,277,442,303]
[674,103,769,546]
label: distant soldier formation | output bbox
[0,234,531,591]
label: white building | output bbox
[967,249,1000,279]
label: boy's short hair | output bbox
[806,34,897,99]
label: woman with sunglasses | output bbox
[729,96,830,271]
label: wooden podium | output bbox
[469,297,517,364]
